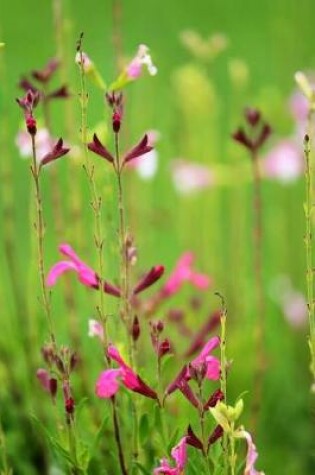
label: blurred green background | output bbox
[1,0,315,473]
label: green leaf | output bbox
[132,462,151,475]
[139,413,150,445]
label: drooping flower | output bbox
[46,244,121,297]
[154,437,187,475]
[262,139,303,183]
[126,44,157,79]
[95,344,157,400]
[171,159,214,194]
[236,430,265,475]
[161,252,211,297]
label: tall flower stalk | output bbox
[295,72,315,387]
[76,35,108,349]
[232,108,271,430]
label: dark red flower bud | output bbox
[113,111,121,133]
[158,338,171,358]
[245,107,261,127]
[254,123,272,150]
[186,425,203,450]
[47,85,70,100]
[40,138,70,167]
[103,280,121,297]
[156,320,164,333]
[232,128,252,151]
[203,388,224,410]
[65,397,75,414]
[70,352,79,371]
[19,77,38,93]
[133,265,164,295]
[123,134,153,165]
[26,115,37,136]
[87,133,114,163]
[106,91,123,108]
[131,316,140,341]
[49,378,58,399]
[32,58,59,83]
[54,355,65,374]
[208,425,223,446]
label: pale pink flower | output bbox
[162,252,211,297]
[16,128,52,159]
[239,430,265,475]
[126,44,157,79]
[88,319,104,341]
[75,51,93,72]
[289,91,308,123]
[269,275,307,328]
[46,244,121,297]
[96,344,157,400]
[154,437,187,475]
[262,140,303,183]
[171,159,214,194]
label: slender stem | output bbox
[111,399,128,475]
[229,428,236,475]
[304,133,315,382]
[30,135,56,348]
[113,133,139,465]
[250,154,265,432]
[217,293,228,474]
[77,43,108,348]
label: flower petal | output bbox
[46,261,77,286]
[95,369,123,398]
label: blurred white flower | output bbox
[88,319,104,342]
[126,44,157,79]
[171,159,214,194]
[16,128,52,161]
[127,130,160,180]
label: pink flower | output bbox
[239,430,265,475]
[16,128,52,159]
[166,336,220,398]
[188,336,221,380]
[262,140,303,183]
[154,437,187,475]
[88,319,104,341]
[46,244,121,297]
[161,252,211,297]
[127,130,160,180]
[95,344,157,400]
[126,44,157,79]
[171,160,214,194]
[289,91,308,123]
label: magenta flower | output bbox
[154,437,187,475]
[46,244,121,297]
[188,336,221,380]
[166,336,220,399]
[161,252,211,297]
[96,344,157,400]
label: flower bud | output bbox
[131,316,140,341]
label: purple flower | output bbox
[238,430,265,475]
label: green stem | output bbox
[30,135,56,348]
[304,133,315,381]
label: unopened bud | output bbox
[132,316,140,341]
[158,338,171,358]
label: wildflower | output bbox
[32,58,59,83]
[75,51,94,73]
[161,252,210,297]
[88,319,104,341]
[171,159,214,194]
[95,344,157,399]
[262,140,303,183]
[16,90,40,136]
[236,430,265,475]
[46,243,121,297]
[36,369,58,399]
[126,44,157,79]
[40,138,70,168]
[166,336,220,397]
[154,437,187,475]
